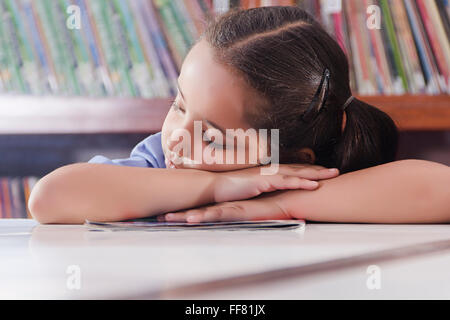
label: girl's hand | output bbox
[158,164,340,223]
[212,164,339,203]
[158,191,292,223]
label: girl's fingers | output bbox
[261,175,319,193]
[164,209,207,222]
[187,197,290,223]
[277,166,339,180]
[164,212,188,222]
[187,205,243,223]
[165,206,244,223]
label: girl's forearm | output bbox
[282,159,450,223]
[29,163,216,224]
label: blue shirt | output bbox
[88,131,166,168]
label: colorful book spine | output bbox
[4,0,45,95]
[356,0,380,94]
[138,0,179,96]
[416,0,449,92]
[32,0,70,94]
[379,0,409,94]
[0,0,27,93]
[365,0,391,94]
[59,0,102,96]
[128,0,171,97]
[86,0,134,96]
[107,0,140,97]
[0,0,448,97]
[345,0,375,95]
[75,0,114,96]
[390,0,425,94]
[0,2,13,92]
[435,0,450,43]
[114,0,155,98]
[153,0,189,69]
[0,176,39,219]
[404,0,440,94]
[49,0,84,94]
[20,0,57,94]
[172,0,198,47]
[28,0,60,94]
[426,0,450,88]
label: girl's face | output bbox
[161,39,268,171]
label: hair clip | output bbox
[301,68,330,123]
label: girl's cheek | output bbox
[162,112,180,138]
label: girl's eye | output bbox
[203,131,225,149]
[170,100,185,114]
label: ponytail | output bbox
[333,98,399,174]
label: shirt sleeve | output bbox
[87,132,166,168]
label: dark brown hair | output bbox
[199,6,398,174]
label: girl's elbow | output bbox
[28,165,80,224]
[28,176,58,224]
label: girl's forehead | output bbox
[178,40,252,130]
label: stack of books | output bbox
[1,0,448,98]
[0,176,38,218]
[298,0,449,95]
[0,0,214,97]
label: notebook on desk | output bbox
[84,218,305,231]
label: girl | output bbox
[29,7,449,224]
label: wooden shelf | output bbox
[358,95,450,131]
[0,94,448,134]
[0,95,171,134]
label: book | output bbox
[84,218,306,231]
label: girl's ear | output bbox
[297,148,316,164]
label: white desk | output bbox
[1,219,450,299]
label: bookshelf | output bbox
[0,94,448,134]
[0,95,170,134]
[0,0,448,135]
